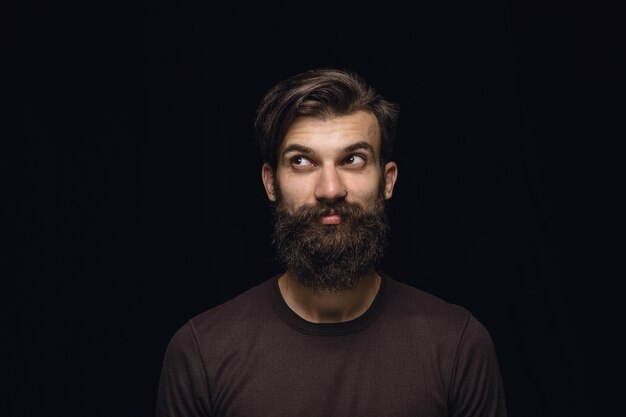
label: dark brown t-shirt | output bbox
[157,275,507,417]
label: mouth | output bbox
[319,209,342,225]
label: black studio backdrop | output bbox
[12,0,617,416]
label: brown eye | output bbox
[344,155,366,166]
[291,156,314,167]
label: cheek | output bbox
[346,176,383,205]
[276,175,313,209]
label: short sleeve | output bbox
[156,321,212,417]
[449,313,507,417]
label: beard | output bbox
[272,190,389,292]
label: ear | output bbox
[261,162,277,202]
[383,162,398,200]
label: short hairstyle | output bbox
[254,68,400,169]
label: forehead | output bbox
[280,110,381,154]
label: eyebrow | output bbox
[282,144,313,157]
[281,141,376,158]
[343,141,375,155]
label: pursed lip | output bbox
[319,209,342,225]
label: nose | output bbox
[314,166,347,203]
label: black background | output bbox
[11,0,620,416]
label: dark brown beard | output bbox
[272,195,389,292]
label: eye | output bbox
[343,154,366,167]
[291,156,314,168]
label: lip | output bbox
[319,214,342,224]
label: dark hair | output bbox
[254,68,400,169]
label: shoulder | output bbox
[193,279,273,323]
[382,276,494,352]
[170,278,278,353]
[384,276,470,325]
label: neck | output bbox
[277,271,381,323]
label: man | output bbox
[157,69,507,416]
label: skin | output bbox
[261,110,398,323]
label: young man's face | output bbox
[262,110,397,215]
[261,110,398,291]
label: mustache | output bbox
[274,200,373,224]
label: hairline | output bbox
[255,68,399,171]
